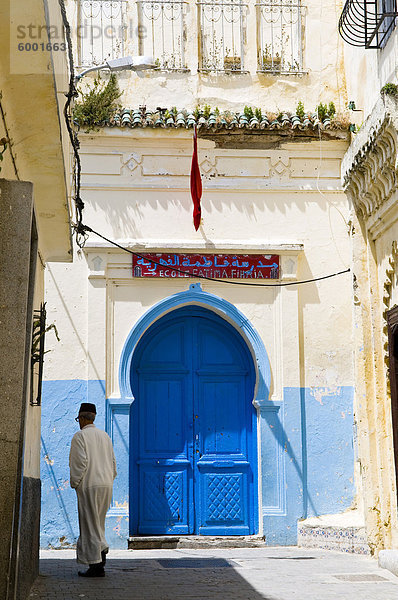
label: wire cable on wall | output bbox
[0,96,20,180]
[82,224,350,288]
[58,0,87,248]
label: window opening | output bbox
[256,0,303,74]
[137,0,188,70]
[78,0,128,66]
[197,0,248,73]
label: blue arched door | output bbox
[130,306,257,535]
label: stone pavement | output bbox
[30,547,398,600]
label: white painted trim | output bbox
[84,241,304,253]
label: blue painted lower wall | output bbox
[40,380,354,548]
[40,379,129,550]
[261,386,355,545]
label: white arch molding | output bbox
[118,283,271,408]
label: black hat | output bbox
[78,402,97,414]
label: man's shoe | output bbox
[78,567,105,578]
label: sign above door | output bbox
[132,253,279,280]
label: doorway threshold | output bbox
[128,535,266,550]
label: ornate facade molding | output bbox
[383,241,398,383]
[342,96,398,224]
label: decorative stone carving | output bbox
[281,255,298,281]
[270,152,291,178]
[87,253,106,279]
[123,152,142,175]
[92,256,103,271]
[383,241,398,380]
[200,156,218,179]
[343,97,398,221]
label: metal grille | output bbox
[339,0,398,48]
[30,304,47,407]
[78,0,128,66]
[198,0,248,73]
[138,0,188,70]
[256,0,303,74]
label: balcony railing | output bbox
[198,0,248,73]
[256,1,303,74]
[77,0,305,73]
[78,0,128,66]
[138,1,188,71]
[339,0,398,48]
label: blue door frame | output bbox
[130,306,258,536]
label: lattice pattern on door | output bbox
[206,474,243,521]
[143,471,183,522]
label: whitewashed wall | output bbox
[44,131,353,390]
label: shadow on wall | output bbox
[41,436,77,546]
[261,385,355,545]
[87,186,342,251]
[40,379,106,548]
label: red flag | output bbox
[190,125,202,230]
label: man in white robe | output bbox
[69,402,117,577]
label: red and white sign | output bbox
[132,253,279,279]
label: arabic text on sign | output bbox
[132,253,280,280]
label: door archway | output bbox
[130,305,257,535]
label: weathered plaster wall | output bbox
[348,213,398,553]
[23,258,45,480]
[344,31,398,123]
[341,94,398,552]
[373,219,398,550]
[16,256,47,600]
[67,0,347,115]
[0,2,73,597]
[0,179,35,600]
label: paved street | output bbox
[30,547,398,600]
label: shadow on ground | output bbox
[31,557,272,600]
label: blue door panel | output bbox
[139,466,190,534]
[198,378,248,456]
[198,468,250,535]
[196,322,242,367]
[133,323,194,534]
[131,307,256,536]
[195,375,252,534]
[140,321,188,367]
[140,377,187,456]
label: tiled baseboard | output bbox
[298,524,370,555]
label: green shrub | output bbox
[328,101,336,118]
[316,102,328,121]
[381,83,398,96]
[296,100,305,119]
[73,73,122,132]
[244,105,254,120]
